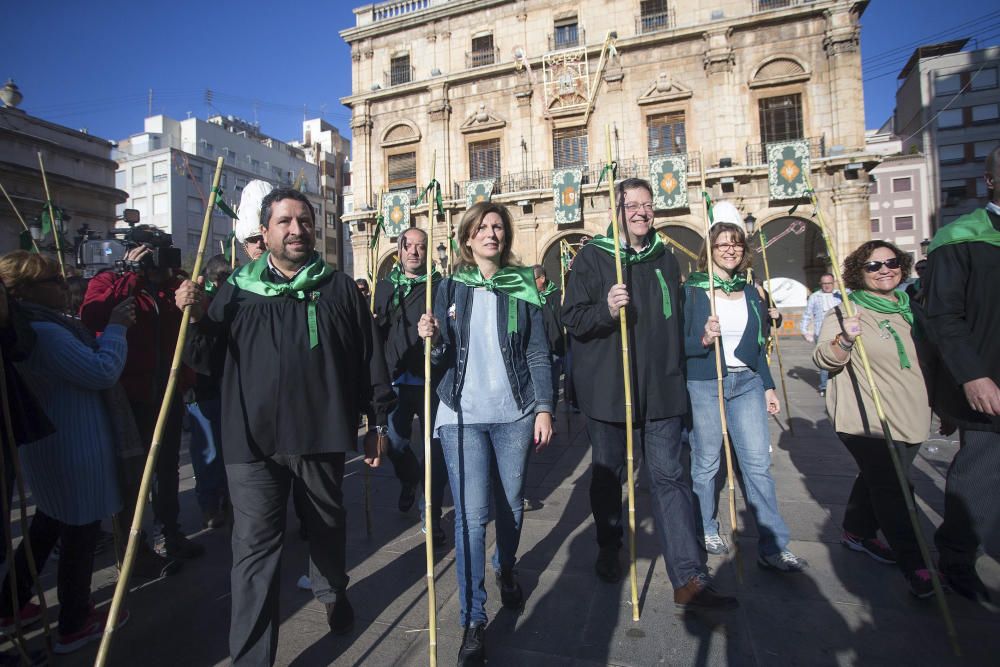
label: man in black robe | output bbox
[178,188,395,665]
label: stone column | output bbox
[823,5,864,151]
[701,27,735,167]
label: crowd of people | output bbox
[0,146,995,666]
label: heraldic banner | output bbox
[767,140,810,199]
[650,154,688,210]
[553,168,583,225]
[382,192,411,237]
[465,179,495,209]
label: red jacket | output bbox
[80,269,191,405]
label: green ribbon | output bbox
[595,161,618,191]
[686,271,748,295]
[417,179,445,217]
[702,191,714,223]
[450,265,541,334]
[654,269,672,320]
[848,289,913,369]
[927,208,1000,253]
[369,214,385,250]
[587,226,666,265]
[227,252,333,349]
[387,263,441,310]
[539,280,558,299]
[205,280,217,295]
[213,188,238,219]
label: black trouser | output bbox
[227,453,347,666]
[936,428,1000,571]
[838,433,924,573]
[0,511,99,634]
[125,398,183,536]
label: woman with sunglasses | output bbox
[814,240,934,598]
[684,202,808,573]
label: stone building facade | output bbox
[341,0,877,300]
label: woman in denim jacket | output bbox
[418,201,553,666]
[683,203,807,574]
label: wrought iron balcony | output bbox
[466,47,499,69]
[745,136,826,166]
[385,65,415,87]
[753,0,801,12]
[636,8,675,35]
[548,26,585,52]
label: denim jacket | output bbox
[431,277,553,415]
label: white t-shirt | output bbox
[716,294,749,368]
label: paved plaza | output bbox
[5,339,998,666]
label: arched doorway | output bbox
[539,233,591,289]
[375,251,398,281]
[658,225,703,280]
[748,216,827,308]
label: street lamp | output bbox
[436,241,448,273]
[920,238,930,256]
[744,213,757,235]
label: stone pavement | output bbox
[5,339,999,666]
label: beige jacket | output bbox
[813,305,930,444]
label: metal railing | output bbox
[548,26,585,52]
[385,66,415,87]
[371,0,431,22]
[745,136,825,166]
[753,0,801,12]
[466,47,499,69]
[636,8,675,35]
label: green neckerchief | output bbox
[927,208,1000,254]
[204,280,217,295]
[686,271,748,295]
[848,289,913,369]
[451,265,541,334]
[539,280,558,301]
[387,264,441,310]
[227,251,333,349]
[588,230,672,320]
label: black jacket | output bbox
[541,287,565,357]
[184,268,395,463]
[561,243,687,422]
[373,274,440,381]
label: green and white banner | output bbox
[650,155,688,210]
[465,179,495,208]
[767,140,810,199]
[382,192,410,237]
[553,169,583,225]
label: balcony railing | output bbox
[371,0,430,22]
[753,0,801,12]
[385,66,415,87]
[466,47,499,69]
[745,136,825,166]
[548,26,585,52]
[636,8,675,35]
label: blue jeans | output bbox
[186,399,228,512]
[819,368,830,392]
[688,370,790,556]
[586,416,704,588]
[438,413,534,627]
[387,384,448,521]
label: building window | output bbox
[553,16,580,50]
[152,193,169,216]
[974,141,994,160]
[971,103,999,123]
[132,197,148,219]
[892,177,912,193]
[870,178,879,195]
[152,160,169,183]
[639,0,670,33]
[470,34,495,68]
[942,179,968,206]
[326,212,337,228]
[387,152,417,195]
[390,54,411,86]
[894,215,914,231]
[132,164,147,185]
[935,73,961,96]
[870,218,880,233]
[647,112,686,157]
[190,164,203,181]
[115,170,126,188]
[939,144,965,164]
[553,127,588,170]
[469,139,501,181]
[937,108,963,128]
[759,94,803,144]
[971,67,998,91]
[976,178,988,198]
[187,196,203,213]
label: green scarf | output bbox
[451,265,541,334]
[227,252,333,349]
[539,280,558,302]
[387,264,441,310]
[848,289,913,369]
[588,231,672,320]
[927,208,1000,254]
[686,271,748,295]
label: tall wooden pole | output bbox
[757,228,794,436]
[603,127,640,621]
[0,182,41,253]
[36,153,66,277]
[423,152,439,666]
[698,163,741,580]
[95,157,227,667]
[804,175,959,656]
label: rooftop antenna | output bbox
[147,88,153,117]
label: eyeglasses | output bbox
[623,202,654,213]
[245,236,265,245]
[713,243,745,253]
[863,257,901,273]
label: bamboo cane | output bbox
[803,176,960,656]
[230,218,237,270]
[95,156,226,667]
[603,127,640,621]
[423,152,439,666]
[363,192,387,538]
[0,182,41,253]
[757,229,794,436]
[698,166,741,581]
[36,153,66,278]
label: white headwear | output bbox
[235,180,274,243]
[710,201,745,232]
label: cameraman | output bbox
[80,240,204,578]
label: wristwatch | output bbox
[374,425,389,436]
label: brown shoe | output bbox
[673,574,738,609]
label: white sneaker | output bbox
[757,550,808,573]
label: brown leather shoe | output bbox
[673,574,739,609]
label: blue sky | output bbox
[1,1,994,146]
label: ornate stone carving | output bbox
[823,7,860,56]
[702,28,734,74]
[460,104,507,133]
[637,73,693,105]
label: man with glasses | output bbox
[235,180,273,262]
[562,178,737,609]
[801,273,841,396]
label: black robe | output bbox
[184,269,395,463]
[373,275,440,381]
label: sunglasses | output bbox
[863,257,901,273]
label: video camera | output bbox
[76,209,182,277]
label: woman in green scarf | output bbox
[814,240,934,598]
[417,202,552,666]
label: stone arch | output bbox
[375,249,399,281]
[749,214,827,308]
[749,55,810,88]
[657,223,704,279]
[380,120,421,148]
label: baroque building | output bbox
[341,0,878,307]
